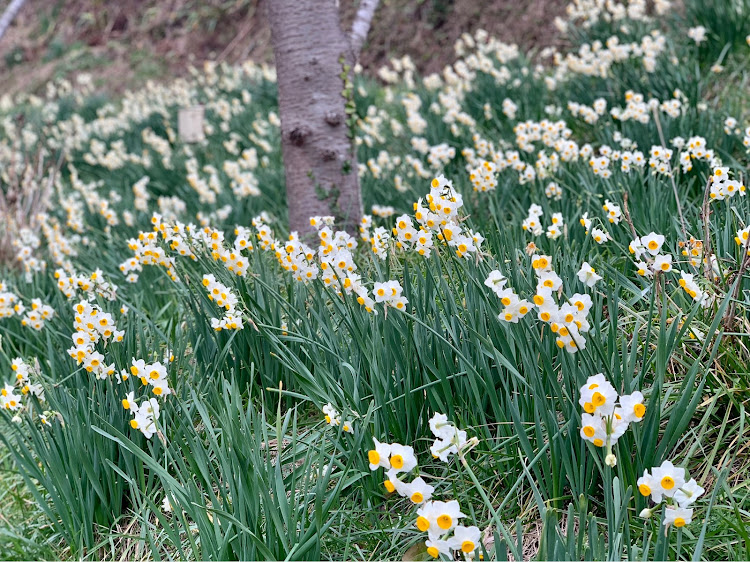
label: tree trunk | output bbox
[0,0,28,42]
[267,0,362,238]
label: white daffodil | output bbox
[641,232,665,255]
[579,374,617,416]
[403,476,434,504]
[664,506,693,528]
[577,262,602,287]
[388,442,418,473]
[450,525,481,554]
[367,438,391,471]
[618,391,646,423]
[652,254,673,273]
[674,479,705,508]
[651,460,686,498]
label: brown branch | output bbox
[0,0,27,42]
[652,106,688,241]
[700,176,713,282]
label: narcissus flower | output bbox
[368,438,392,470]
[664,506,693,528]
[577,261,602,287]
[641,232,665,255]
[389,442,418,473]
[579,374,617,416]
[652,254,673,273]
[450,525,481,554]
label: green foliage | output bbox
[0,2,749,561]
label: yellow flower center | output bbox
[122,399,130,410]
[416,516,430,532]
[661,476,675,490]
[592,392,605,406]
[391,455,404,469]
[674,517,686,528]
[130,419,139,429]
[368,450,380,465]
[427,546,439,558]
[634,404,646,418]
[462,541,475,554]
[593,438,604,447]
[639,483,651,496]
[437,514,452,529]
[384,480,396,493]
[583,426,595,437]
[411,492,424,504]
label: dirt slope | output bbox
[0,0,567,96]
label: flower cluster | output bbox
[428,413,470,461]
[368,414,481,559]
[202,274,244,331]
[321,403,353,433]
[638,460,705,529]
[55,268,119,301]
[579,373,646,466]
[122,395,161,439]
[486,257,596,353]
[2,357,44,415]
[67,300,124,378]
[413,176,484,260]
[0,281,21,319]
[128,359,172,397]
[522,204,544,236]
[18,298,55,331]
[709,167,746,201]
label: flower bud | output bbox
[640,508,653,519]
[605,453,617,467]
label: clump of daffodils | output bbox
[368,414,482,559]
[429,412,475,461]
[522,204,544,236]
[0,281,21,319]
[122,395,161,439]
[11,357,45,402]
[128,358,172,397]
[418,501,480,559]
[486,256,596,353]
[368,438,428,502]
[67,300,124,378]
[2,357,45,415]
[322,402,353,433]
[413,176,485,260]
[579,373,646,466]
[202,274,244,331]
[638,460,705,530]
[54,268,119,301]
[709,167,745,201]
[372,280,408,311]
[19,298,55,331]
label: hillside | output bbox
[0,0,567,96]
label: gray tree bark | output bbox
[267,0,365,238]
[0,0,27,42]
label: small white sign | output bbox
[178,106,205,143]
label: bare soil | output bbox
[0,0,567,97]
